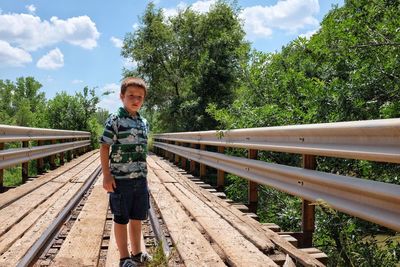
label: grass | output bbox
[148,241,176,267]
[4,166,22,187]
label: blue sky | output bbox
[0,0,343,112]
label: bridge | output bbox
[0,119,399,266]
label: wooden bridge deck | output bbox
[0,151,327,266]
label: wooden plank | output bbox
[0,154,99,237]
[0,182,84,265]
[105,224,147,267]
[0,151,98,209]
[0,182,78,255]
[52,178,108,266]
[151,155,325,267]
[151,156,275,252]
[147,170,225,267]
[164,182,277,267]
[0,181,65,237]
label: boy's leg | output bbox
[114,222,130,259]
[128,219,143,255]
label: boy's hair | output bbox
[121,77,147,96]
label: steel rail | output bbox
[154,142,400,232]
[16,166,102,267]
[154,118,400,163]
[0,134,90,142]
[0,140,90,169]
[0,124,90,136]
[148,200,171,257]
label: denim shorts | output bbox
[109,178,150,224]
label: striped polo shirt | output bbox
[100,107,149,179]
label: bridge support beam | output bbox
[248,149,259,213]
[190,144,197,174]
[49,140,57,170]
[301,154,316,248]
[37,140,45,174]
[0,143,4,192]
[199,144,206,178]
[22,141,29,183]
[217,146,225,191]
[174,142,180,165]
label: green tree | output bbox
[122,0,249,132]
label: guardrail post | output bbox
[37,140,45,174]
[174,142,180,165]
[190,143,197,174]
[66,139,72,162]
[248,149,259,213]
[0,143,4,192]
[301,154,316,248]
[59,140,65,165]
[22,141,29,183]
[200,144,206,178]
[49,140,57,170]
[168,141,174,162]
[217,146,225,191]
[181,143,187,170]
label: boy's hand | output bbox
[103,174,116,192]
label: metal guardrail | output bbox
[0,124,90,142]
[0,124,92,189]
[0,140,90,169]
[153,118,400,232]
[154,118,400,163]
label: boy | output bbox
[100,77,152,267]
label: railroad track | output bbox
[0,151,179,267]
[1,150,327,266]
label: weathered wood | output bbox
[37,140,45,174]
[283,254,296,267]
[0,182,81,255]
[217,146,225,191]
[0,181,65,237]
[147,169,225,267]
[302,155,316,248]
[199,144,207,178]
[105,224,148,267]
[49,140,57,170]
[52,179,108,266]
[152,155,325,267]
[22,141,29,183]
[190,144,197,174]
[248,149,259,213]
[0,143,3,191]
[164,182,278,266]
[0,151,98,209]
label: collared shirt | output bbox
[100,107,149,179]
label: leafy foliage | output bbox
[122,0,249,132]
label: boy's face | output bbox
[120,86,145,115]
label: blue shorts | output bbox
[109,178,149,224]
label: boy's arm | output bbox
[100,144,116,192]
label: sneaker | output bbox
[119,257,137,267]
[131,252,153,265]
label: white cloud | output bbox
[110,36,123,48]
[36,48,64,70]
[98,83,121,113]
[0,13,100,51]
[25,4,36,14]
[123,58,137,69]
[0,40,32,67]
[240,0,320,39]
[299,27,320,39]
[72,79,84,84]
[163,0,215,18]
[132,23,139,30]
[191,0,215,13]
